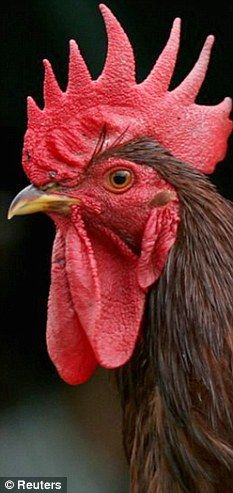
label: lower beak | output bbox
[8,184,80,219]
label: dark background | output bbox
[1,1,232,492]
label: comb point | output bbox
[67,38,91,92]
[141,17,181,95]
[98,3,135,86]
[172,34,215,104]
[43,59,62,106]
[27,96,42,122]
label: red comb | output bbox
[24,4,232,181]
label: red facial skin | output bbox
[43,155,180,384]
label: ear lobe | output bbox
[137,205,180,289]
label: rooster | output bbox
[8,5,233,493]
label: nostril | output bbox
[48,170,58,179]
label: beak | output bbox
[8,184,80,220]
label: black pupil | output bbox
[112,171,129,186]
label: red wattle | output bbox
[47,230,97,384]
[65,217,146,369]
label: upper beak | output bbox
[8,184,80,220]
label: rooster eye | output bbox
[105,169,133,193]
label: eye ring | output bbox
[104,169,134,193]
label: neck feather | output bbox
[115,139,233,493]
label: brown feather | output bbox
[114,138,233,493]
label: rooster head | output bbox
[8,5,232,384]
